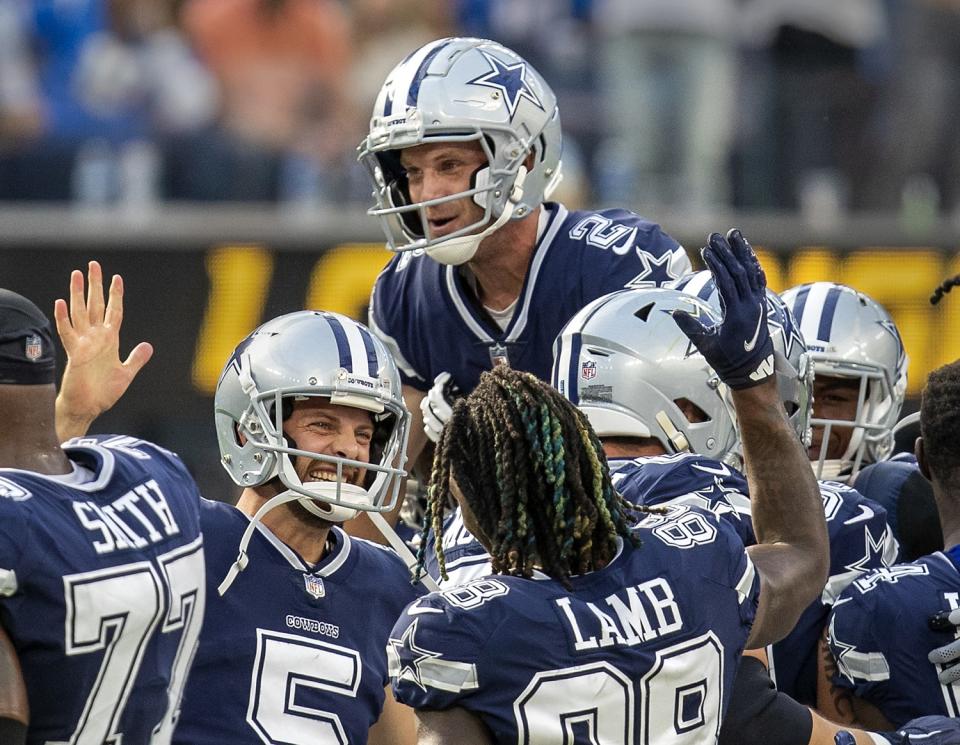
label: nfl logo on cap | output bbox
[24,334,42,362]
[580,360,597,381]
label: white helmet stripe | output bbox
[675,271,715,301]
[796,282,834,344]
[556,331,583,405]
[325,311,376,377]
[552,289,632,405]
[320,313,353,371]
[380,38,455,117]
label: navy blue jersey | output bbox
[855,455,942,562]
[174,499,421,744]
[369,202,689,392]
[391,506,759,743]
[610,454,755,547]
[0,435,205,745]
[419,454,751,587]
[827,548,960,726]
[610,454,897,705]
[422,505,493,586]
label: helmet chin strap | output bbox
[655,410,691,453]
[812,458,850,482]
[217,489,305,596]
[277,453,366,523]
[296,484,362,523]
[217,453,372,596]
[424,166,528,267]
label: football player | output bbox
[820,359,960,729]
[388,229,830,743]
[358,37,691,468]
[53,266,426,744]
[172,310,421,744]
[782,282,942,562]
[0,282,206,744]
[780,282,908,484]
[552,268,896,707]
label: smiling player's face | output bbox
[809,376,861,460]
[282,398,374,488]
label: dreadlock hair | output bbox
[920,360,960,485]
[414,365,647,587]
[930,275,960,306]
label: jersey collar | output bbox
[444,202,567,343]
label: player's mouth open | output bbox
[308,470,353,484]
[428,216,456,234]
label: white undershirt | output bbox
[484,298,519,331]
[46,461,97,485]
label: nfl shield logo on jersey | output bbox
[24,334,41,362]
[581,360,597,380]
[489,343,510,368]
[303,574,325,599]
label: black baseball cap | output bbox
[0,289,56,385]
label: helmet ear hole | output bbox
[536,134,547,164]
[673,398,710,424]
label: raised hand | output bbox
[53,261,153,441]
[672,229,774,389]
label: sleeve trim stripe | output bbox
[388,647,479,693]
[0,568,17,597]
[837,649,890,681]
[735,554,756,604]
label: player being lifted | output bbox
[388,229,829,743]
[359,37,690,467]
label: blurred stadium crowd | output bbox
[1,0,958,220]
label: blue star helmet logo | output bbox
[467,51,544,119]
[218,329,279,387]
[878,320,907,370]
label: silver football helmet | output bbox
[358,37,563,265]
[781,282,908,480]
[215,310,410,524]
[669,271,814,455]
[551,287,742,466]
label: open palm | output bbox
[53,261,153,441]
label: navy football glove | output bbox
[837,716,960,745]
[890,716,960,744]
[672,229,774,390]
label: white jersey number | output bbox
[247,629,362,744]
[62,537,205,745]
[513,634,724,744]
